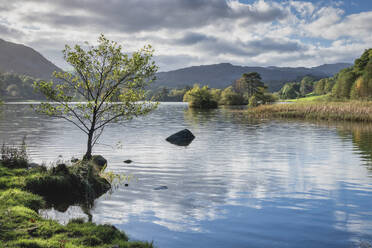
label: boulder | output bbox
[91,155,107,170]
[166,129,195,146]
[71,158,79,163]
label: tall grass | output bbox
[246,101,372,122]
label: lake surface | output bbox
[1,102,372,248]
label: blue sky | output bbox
[0,0,371,71]
[240,0,372,14]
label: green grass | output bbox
[283,94,332,103]
[247,100,372,122]
[0,159,153,248]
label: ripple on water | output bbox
[1,103,372,248]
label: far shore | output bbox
[246,98,372,123]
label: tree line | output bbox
[0,73,45,101]
[183,72,276,108]
[277,48,372,100]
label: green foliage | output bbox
[183,84,218,109]
[278,76,316,99]
[0,73,44,101]
[350,60,372,99]
[233,72,265,98]
[278,82,301,99]
[248,95,259,107]
[149,86,191,102]
[33,34,158,159]
[219,86,246,105]
[354,49,372,76]
[319,48,372,100]
[314,78,336,95]
[299,76,316,96]
[332,68,357,99]
[210,88,222,103]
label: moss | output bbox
[0,189,45,211]
[25,161,110,208]
[0,160,151,248]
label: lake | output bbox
[1,102,372,248]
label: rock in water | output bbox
[123,159,132,164]
[166,129,195,146]
[154,186,168,190]
[92,155,107,170]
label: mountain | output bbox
[0,38,352,92]
[0,38,61,79]
[311,63,352,75]
[155,63,352,92]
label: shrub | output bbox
[1,137,28,168]
[183,85,218,109]
[219,86,246,105]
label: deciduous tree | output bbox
[34,35,158,160]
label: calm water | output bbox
[1,103,372,248]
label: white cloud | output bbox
[0,0,370,71]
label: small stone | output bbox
[123,159,132,164]
[154,186,168,190]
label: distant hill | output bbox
[0,38,352,93]
[0,38,61,79]
[155,63,352,92]
[311,63,352,75]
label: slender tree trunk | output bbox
[84,111,97,160]
[84,130,94,160]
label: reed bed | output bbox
[246,101,372,122]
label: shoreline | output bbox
[246,100,372,123]
[0,157,153,248]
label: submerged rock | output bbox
[166,129,195,146]
[154,186,168,190]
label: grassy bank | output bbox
[246,101,372,122]
[0,155,153,247]
[283,94,331,103]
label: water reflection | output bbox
[0,103,372,248]
[335,122,372,170]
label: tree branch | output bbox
[53,115,89,135]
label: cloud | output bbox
[0,0,371,71]
[10,0,288,33]
[0,23,24,39]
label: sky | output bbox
[0,0,371,72]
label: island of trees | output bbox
[182,72,276,108]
